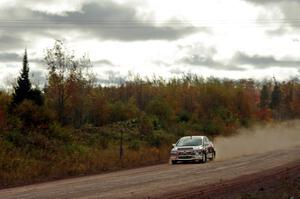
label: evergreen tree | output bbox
[12,49,32,106]
[281,82,294,119]
[259,84,269,109]
[270,80,281,110]
[11,49,43,107]
[28,88,43,106]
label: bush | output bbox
[98,135,109,149]
[128,139,141,151]
[146,99,173,127]
[138,113,153,138]
[65,144,89,156]
[177,111,191,123]
[49,123,72,143]
[13,100,52,130]
[166,124,188,137]
[25,131,52,151]
[4,130,25,147]
[148,130,174,148]
[108,98,140,124]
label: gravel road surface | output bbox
[1,146,300,199]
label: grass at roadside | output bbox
[0,122,173,188]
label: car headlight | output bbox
[194,150,203,155]
[170,151,178,155]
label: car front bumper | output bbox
[170,153,205,161]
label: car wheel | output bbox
[209,151,216,161]
[171,160,178,165]
[201,153,207,163]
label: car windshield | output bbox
[176,137,203,147]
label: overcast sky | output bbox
[1,0,300,88]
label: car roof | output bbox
[181,136,205,139]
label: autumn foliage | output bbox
[1,41,300,187]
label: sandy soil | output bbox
[1,145,300,199]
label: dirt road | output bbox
[1,146,300,199]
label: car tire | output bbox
[201,153,207,163]
[171,160,178,165]
[209,151,216,161]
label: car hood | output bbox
[172,146,203,151]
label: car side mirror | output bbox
[172,144,176,147]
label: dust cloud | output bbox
[214,120,300,160]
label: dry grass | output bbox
[0,136,171,188]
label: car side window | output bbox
[204,137,208,146]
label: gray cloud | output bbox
[96,70,126,85]
[180,49,300,71]
[0,52,42,64]
[0,2,200,41]
[232,52,300,68]
[266,26,288,36]
[94,59,114,66]
[0,53,22,62]
[181,54,245,71]
[178,44,245,71]
[46,2,199,41]
[245,0,300,36]
[152,60,172,67]
[0,35,27,50]
[169,68,184,75]
[245,0,298,4]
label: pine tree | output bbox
[269,78,282,120]
[12,49,32,106]
[259,84,269,109]
[11,49,43,107]
[270,82,281,110]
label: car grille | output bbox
[178,151,195,155]
[178,156,191,159]
[177,148,193,151]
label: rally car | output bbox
[170,136,216,164]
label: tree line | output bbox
[1,41,300,138]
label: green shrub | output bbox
[138,113,153,138]
[64,143,89,156]
[49,123,72,143]
[5,130,25,147]
[26,131,52,150]
[165,124,187,137]
[148,130,174,148]
[98,135,109,149]
[13,100,52,130]
[128,139,141,151]
[177,111,191,122]
[146,99,173,127]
